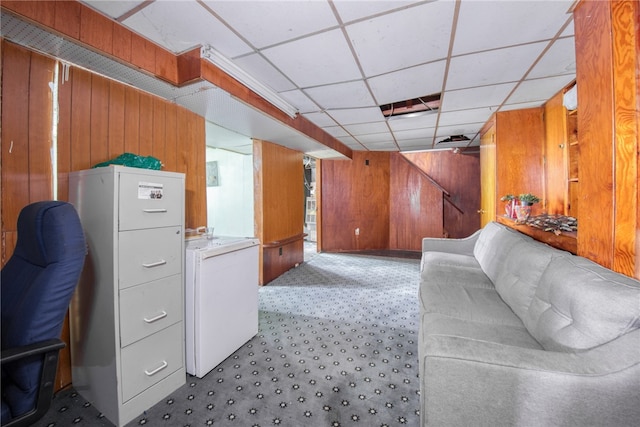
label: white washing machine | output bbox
[185,236,260,378]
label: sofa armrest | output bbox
[420,330,640,426]
[421,228,481,255]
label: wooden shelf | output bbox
[496,216,577,254]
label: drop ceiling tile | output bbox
[305,81,375,110]
[528,36,576,79]
[301,112,339,128]
[396,137,436,151]
[453,0,575,55]
[508,75,576,104]
[442,83,516,111]
[278,89,319,114]
[361,141,398,151]
[333,0,417,23]
[394,127,436,142]
[322,126,350,138]
[438,107,493,127]
[337,135,365,149]
[122,1,251,56]
[435,123,483,139]
[354,132,396,145]
[346,1,455,77]
[81,1,146,19]
[500,101,545,112]
[328,107,384,125]
[344,121,390,136]
[204,0,337,49]
[262,29,362,88]
[233,53,296,92]
[447,42,548,91]
[368,60,447,105]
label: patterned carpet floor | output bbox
[34,246,421,427]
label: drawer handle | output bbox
[144,361,168,376]
[142,260,167,268]
[143,311,168,323]
[143,208,168,213]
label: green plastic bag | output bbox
[93,153,162,170]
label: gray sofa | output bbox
[419,221,640,426]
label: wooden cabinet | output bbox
[480,107,545,225]
[479,120,496,227]
[69,166,186,426]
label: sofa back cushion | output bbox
[524,255,640,351]
[492,237,557,321]
[474,222,559,321]
[473,222,522,281]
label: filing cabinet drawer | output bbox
[119,276,182,347]
[119,227,182,289]
[121,322,183,403]
[118,173,183,231]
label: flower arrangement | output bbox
[518,193,540,206]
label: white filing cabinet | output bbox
[69,166,186,427]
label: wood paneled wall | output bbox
[544,90,569,215]
[320,150,479,252]
[389,154,442,250]
[401,150,480,239]
[495,107,546,217]
[321,152,391,251]
[1,40,206,389]
[253,140,305,285]
[574,0,638,277]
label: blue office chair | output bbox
[1,201,87,427]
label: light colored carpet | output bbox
[34,249,421,427]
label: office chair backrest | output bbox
[1,201,87,420]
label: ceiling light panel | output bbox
[261,29,362,88]
[345,1,455,77]
[304,81,376,110]
[453,0,576,55]
[387,113,438,132]
[446,42,548,91]
[204,0,337,49]
[122,1,251,56]
[367,60,447,106]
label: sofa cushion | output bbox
[524,255,640,351]
[492,237,558,322]
[473,222,528,284]
[420,251,480,277]
[421,312,543,350]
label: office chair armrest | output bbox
[1,339,65,364]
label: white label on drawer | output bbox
[138,182,163,199]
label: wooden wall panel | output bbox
[495,107,545,217]
[574,0,638,276]
[321,152,390,251]
[253,140,305,284]
[479,121,497,227]
[389,153,442,250]
[402,150,481,238]
[1,41,207,389]
[1,43,55,227]
[544,89,569,214]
